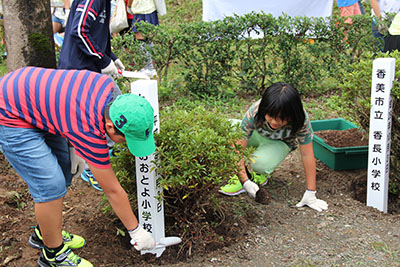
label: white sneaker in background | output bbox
[54,33,64,47]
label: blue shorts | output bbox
[0,125,72,203]
[52,14,65,26]
[131,10,159,33]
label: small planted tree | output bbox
[111,104,252,256]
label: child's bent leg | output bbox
[248,131,290,175]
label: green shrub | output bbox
[111,12,376,98]
[156,105,247,188]
[111,104,252,255]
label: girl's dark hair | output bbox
[104,102,124,137]
[255,82,305,135]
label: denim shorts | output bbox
[52,14,65,25]
[0,125,72,203]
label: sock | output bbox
[34,225,43,240]
[43,243,65,259]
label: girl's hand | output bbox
[296,190,328,212]
[243,180,259,198]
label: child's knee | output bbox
[250,157,275,175]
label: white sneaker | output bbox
[54,33,64,47]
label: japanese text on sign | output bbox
[367,59,394,213]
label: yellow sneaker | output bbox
[38,244,93,267]
[252,172,268,186]
[29,227,86,250]
[218,175,245,196]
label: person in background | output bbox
[58,0,124,75]
[0,67,155,267]
[111,0,117,16]
[110,0,134,37]
[127,0,158,77]
[384,12,400,51]
[219,82,328,213]
[358,0,366,14]
[371,0,400,50]
[58,0,126,191]
[121,0,134,36]
[336,0,362,25]
[51,0,71,47]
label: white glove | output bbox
[128,225,155,251]
[101,61,119,77]
[127,6,134,15]
[69,147,85,179]
[114,59,125,72]
[243,180,259,199]
[62,9,70,28]
[296,190,328,212]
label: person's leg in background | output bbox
[131,11,159,77]
[338,2,362,41]
[52,13,65,47]
[372,18,386,52]
[358,0,365,15]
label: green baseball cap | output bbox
[110,94,155,157]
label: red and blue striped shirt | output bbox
[0,67,115,168]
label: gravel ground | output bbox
[162,150,400,267]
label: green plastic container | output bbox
[311,119,368,171]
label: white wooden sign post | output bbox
[130,79,180,257]
[367,58,395,213]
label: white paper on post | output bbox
[367,58,395,213]
[131,80,165,256]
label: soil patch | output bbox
[0,151,399,266]
[255,188,271,205]
[316,128,368,147]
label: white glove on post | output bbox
[114,59,125,72]
[243,180,259,199]
[101,61,119,77]
[62,9,70,28]
[127,6,134,15]
[129,225,155,251]
[69,147,85,179]
[296,190,328,212]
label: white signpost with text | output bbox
[130,79,181,257]
[367,58,394,213]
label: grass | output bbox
[161,0,203,25]
[370,241,400,264]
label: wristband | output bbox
[128,224,139,233]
